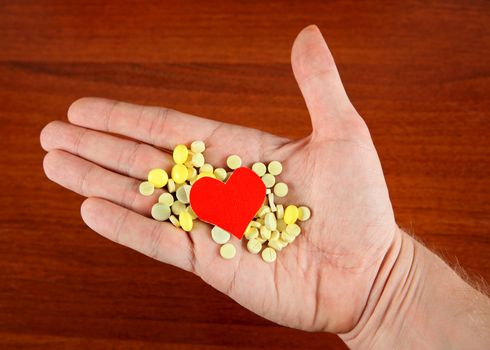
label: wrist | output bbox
[340,229,490,349]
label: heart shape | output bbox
[189,167,266,239]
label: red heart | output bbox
[189,167,266,239]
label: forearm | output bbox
[340,229,490,349]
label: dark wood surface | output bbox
[1,1,489,349]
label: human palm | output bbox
[41,26,396,334]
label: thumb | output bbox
[291,25,357,138]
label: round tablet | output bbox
[179,211,193,232]
[191,140,205,153]
[260,226,271,240]
[211,226,231,244]
[267,161,282,176]
[267,240,283,251]
[186,167,197,181]
[192,153,205,168]
[245,226,259,240]
[247,239,262,254]
[220,243,236,260]
[286,223,301,236]
[252,162,266,177]
[158,193,174,206]
[298,206,311,221]
[176,184,191,204]
[200,163,214,174]
[273,182,288,197]
[151,203,171,221]
[173,144,189,164]
[167,179,176,193]
[171,201,186,215]
[226,155,242,170]
[139,181,155,196]
[171,164,188,184]
[261,247,277,263]
[148,168,168,188]
[261,174,275,188]
[214,168,227,181]
[264,212,277,231]
[281,230,295,243]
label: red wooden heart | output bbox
[189,167,266,239]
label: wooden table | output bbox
[1,1,489,349]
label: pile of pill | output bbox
[139,141,311,263]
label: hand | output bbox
[40,25,397,334]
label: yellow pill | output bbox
[167,179,176,193]
[273,182,288,197]
[147,168,168,188]
[151,203,171,221]
[261,247,277,263]
[171,201,186,215]
[176,184,191,204]
[171,164,188,184]
[260,226,271,240]
[139,181,155,196]
[169,215,180,228]
[283,205,299,224]
[267,161,282,176]
[226,155,242,170]
[298,206,311,221]
[252,162,267,177]
[220,243,236,260]
[173,144,189,164]
[200,163,214,174]
[214,168,227,181]
[211,226,231,244]
[192,153,205,167]
[245,226,259,240]
[264,212,277,231]
[158,193,174,206]
[286,223,301,236]
[261,174,275,188]
[179,211,193,232]
[276,204,284,219]
[191,140,205,153]
[247,238,262,254]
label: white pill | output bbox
[298,206,311,221]
[171,201,186,215]
[192,153,205,167]
[260,226,271,240]
[245,226,259,240]
[252,162,266,177]
[200,163,214,174]
[167,179,176,193]
[261,247,277,263]
[276,204,284,219]
[151,203,171,221]
[264,212,277,231]
[169,215,180,228]
[211,226,231,244]
[220,243,236,259]
[176,184,191,204]
[273,182,288,197]
[247,238,262,254]
[139,181,155,196]
[268,193,276,212]
[261,174,275,188]
[214,167,227,181]
[286,223,301,236]
[158,193,174,206]
[267,161,282,176]
[226,155,242,170]
[191,140,205,153]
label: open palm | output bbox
[41,26,397,334]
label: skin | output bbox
[41,26,490,348]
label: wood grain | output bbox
[0,1,489,349]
